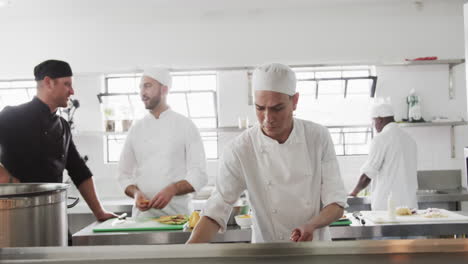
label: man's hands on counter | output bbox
[290,223,315,242]
[149,184,177,209]
[95,209,118,222]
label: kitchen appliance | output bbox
[0,183,72,247]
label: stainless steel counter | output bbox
[73,212,468,245]
[72,223,251,246]
[347,189,468,211]
[330,211,468,239]
[3,239,468,264]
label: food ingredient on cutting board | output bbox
[155,214,189,225]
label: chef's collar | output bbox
[148,107,172,120]
[258,118,303,146]
[381,122,398,133]
[32,97,57,119]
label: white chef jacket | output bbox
[360,122,418,210]
[118,109,208,218]
[203,118,347,243]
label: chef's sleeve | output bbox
[117,129,137,191]
[184,121,208,192]
[320,127,348,209]
[202,146,246,233]
[359,135,385,180]
[66,138,93,188]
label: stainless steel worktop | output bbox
[73,223,251,246]
[3,239,468,264]
[73,212,468,245]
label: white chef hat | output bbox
[142,67,172,88]
[252,63,297,96]
[370,103,394,118]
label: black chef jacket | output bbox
[0,97,92,187]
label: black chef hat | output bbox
[34,60,73,81]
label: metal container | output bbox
[0,183,70,247]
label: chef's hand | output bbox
[348,192,357,197]
[135,191,151,211]
[149,184,177,209]
[95,210,118,222]
[290,223,315,242]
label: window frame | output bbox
[100,72,219,163]
[294,67,377,156]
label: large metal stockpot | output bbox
[0,183,72,247]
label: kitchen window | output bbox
[0,80,36,110]
[100,72,219,163]
[0,80,77,123]
[293,67,377,155]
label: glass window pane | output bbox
[167,93,188,116]
[344,132,368,145]
[316,71,342,78]
[347,79,372,97]
[27,88,36,98]
[192,118,216,129]
[295,72,315,80]
[189,75,216,91]
[296,81,316,96]
[342,70,370,77]
[0,89,30,108]
[334,145,344,156]
[186,92,215,117]
[107,77,139,93]
[9,81,36,88]
[101,95,132,120]
[107,135,126,163]
[171,76,189,91]
[318,80,345,97]
[345,144,369,155]
[330,133,342,144]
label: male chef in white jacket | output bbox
[349,103,418,210]
[118,67,208,218]
[187,63,347,243]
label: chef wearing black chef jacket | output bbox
[0,60,117,244]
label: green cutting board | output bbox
[93,217,185,233]
[330,219,352,226]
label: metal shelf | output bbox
[398,121,468,159]
[397,121,468,127]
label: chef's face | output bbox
[373,117,384,133]
[50,76,74,108]
[140,76,167,110]
[255,91,299,142]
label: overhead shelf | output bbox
[398,121,468,159]
[397,121,468,128]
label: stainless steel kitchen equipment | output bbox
[0,183,71,247]
[9,239,468,264]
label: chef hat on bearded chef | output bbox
[370,103,394,118]
[142,67,172,89]
[253,63,297,96]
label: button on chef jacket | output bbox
[118,109,208,218]
[0,97,92,186]
[360,122,418,210]
[203,118,347,243]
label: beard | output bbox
[144,95,162,110]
